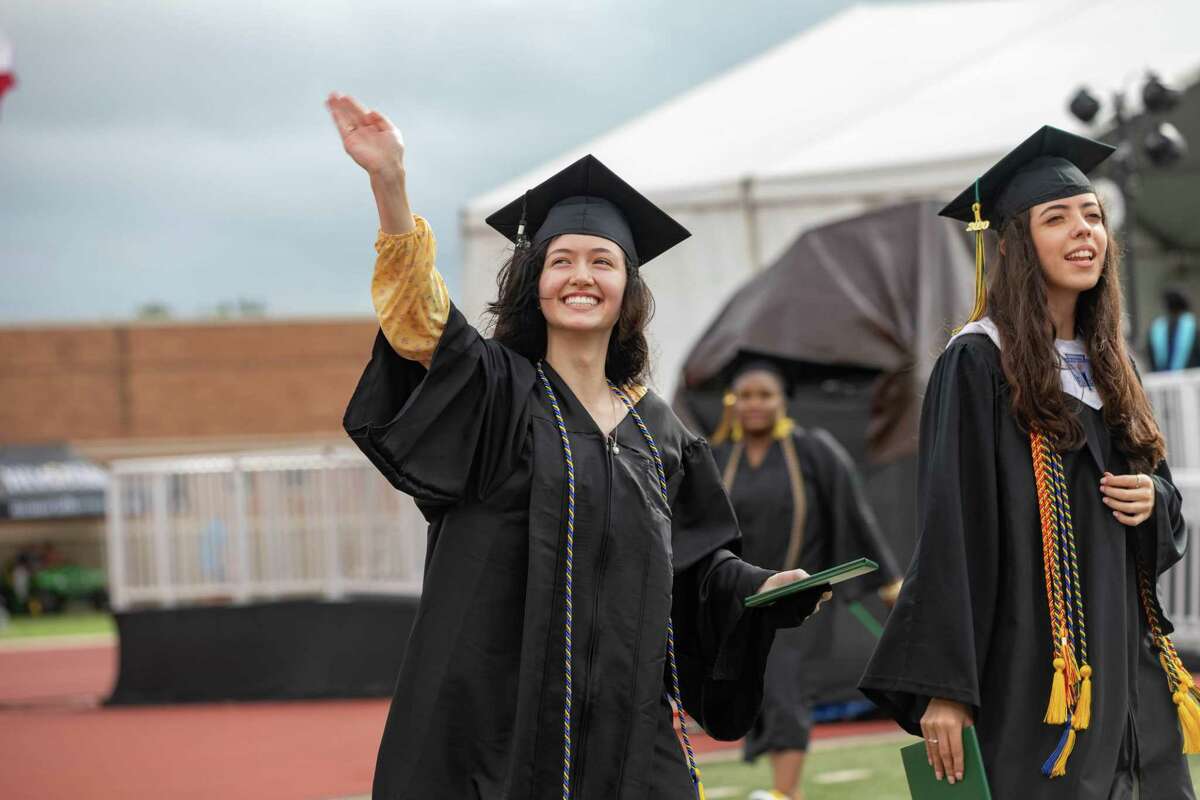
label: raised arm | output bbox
[327,92,446,367]
[326,91,414,234]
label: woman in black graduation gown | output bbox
[859,126,1194,799]
[711,355,903,800]
[325,93,832,800]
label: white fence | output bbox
[104,370,1200,641]
[1146,367,1200,648]
[105,448,427,611]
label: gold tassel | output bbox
[771,415,795,440]
[1072,664,1093,730]
[1045,657,1068,725]
[961,192,990,328]
[695,768,707,800]
[1049,728,1077,777]
[1175,691,1200,754]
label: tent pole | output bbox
[740,177,763,271]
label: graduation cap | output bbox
[485,154,691,267]
[939,126,1116,325]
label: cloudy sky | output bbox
[0,0,858,324]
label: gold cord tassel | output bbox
[1045,656,1068,725]
[1072,664,1094,730]
[1048,728,1077,778]
[1175,691,1200,753]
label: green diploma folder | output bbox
[900,726,992,799]
[743,557,878,608]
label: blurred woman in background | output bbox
[713,354,902,800]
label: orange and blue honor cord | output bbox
[1032,431,1091,776]
[1031,431,1199,777]
[536,363,705,800]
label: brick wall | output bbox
[0,318,380,445]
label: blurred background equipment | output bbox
[1068,69,1192,334]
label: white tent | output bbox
[461,0,1200,396]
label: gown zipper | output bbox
[572,430,617,794]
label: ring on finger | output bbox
[927,738,939,743]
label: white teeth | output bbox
[1066,250,1095,261]
[564,296,598,307]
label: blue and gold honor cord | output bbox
[537,363,705,799]
[1031,431,1198,778]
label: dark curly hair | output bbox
[484,239,655,387]
[987,209,1166,472]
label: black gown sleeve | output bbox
[807,429,903,598]
[668,438,828,740]
[858,338,1002,734]
[343,303,535,509]
[1141,461,1188,580]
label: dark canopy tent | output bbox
[672,199,974,705]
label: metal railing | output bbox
[1146,367,1200,648]
[105,448,426,610]
[103,369,1200,644]
[1145,367,1200,471]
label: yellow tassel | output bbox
[1045,657,1068,725]
[771,415,795,440]
[1177,692,1200,754]
[1049,728,1076,777]
[710,393,742,444]
[1072,665,1093,730]
[962,198,990,327]
[695,768,707,800]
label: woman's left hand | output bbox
[757,569,833,609]
[1100,472,1156,526]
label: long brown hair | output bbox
[484,239,655,387]
[987,211,1165,472]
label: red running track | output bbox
[0,641,900,799]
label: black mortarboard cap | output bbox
[485,154,690,267]
[940,125,1115,227]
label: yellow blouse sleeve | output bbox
[371,215,450,368]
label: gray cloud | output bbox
[1,0,854,322]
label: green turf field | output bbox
[697,742,1200,798]
[0,610,115,640]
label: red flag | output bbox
[0,33,15,110]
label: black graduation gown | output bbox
[715,430,902,757]
[344,304,826,800]
[859,334,1193,799]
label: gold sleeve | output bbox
[371,215,450,368]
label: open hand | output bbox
[1100,472,1155,526]
[325,91,405,178]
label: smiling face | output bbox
[732,369,787,437]
[1028,192,1108,298]
[537,233,628,335]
